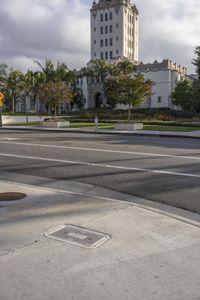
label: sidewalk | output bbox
[2,125,200,140]
[1,179,200,300]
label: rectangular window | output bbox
[100,39,104,47]
[101,52,104,60]
[105,26,108,34]
[105,39,108,47]
[109,38,113,46]
[100,26,104,34]
[100,14,103,22]
[105,13,108,21]
[116,23,119,28]
[109,25,113,33]
[158,96,162,103]
[116,36,119,41]
[94,40,96,44]
[116,49,119,54]
[109,12,112,20]
[105,52,108,59]
[110,51,113,59]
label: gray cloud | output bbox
[0,0,90,71]
[137,0,200,73]
[0,0,199,73]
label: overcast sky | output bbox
[0,0,199,73]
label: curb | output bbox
[1,126,200,140]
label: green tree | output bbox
[192,46,200,81]
[0,64,8,90]
[35,59,75,84]
[37,81,73,118]
[105,62,153,120]
[82,59,112,83]
[112,59,136,76]
[35,60,75,114]
[5,70,23,113]
[171,79,194,111]
[20,70,39,121]
[192,81,200,113]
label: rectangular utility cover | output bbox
[44,224,111,249]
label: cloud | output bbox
[0,0,90,71]
[0,0,199,73]
[137,0,200,73]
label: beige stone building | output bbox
[91,0,139,62]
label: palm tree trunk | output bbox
[128,102,131,122]
[12,94,15,114]
[54,103,57,119]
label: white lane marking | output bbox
[0,138,20,141]
[0,152,200,179]
[0,140,200,161]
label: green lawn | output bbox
[70,122,113,129]
[6,122,200,132]
[6,122,114,129]
[143,125,200,132]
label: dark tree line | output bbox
[171,46,200,112]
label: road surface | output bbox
[0,129,200,212]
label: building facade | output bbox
[136,59,187,109]
[79,0,188,110]
[91,0,139,62]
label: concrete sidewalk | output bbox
[1,179,200,300]
[2,125,200,140]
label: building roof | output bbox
[91,0,138,13]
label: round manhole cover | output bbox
[0,192,26,201]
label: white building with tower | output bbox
[90,0,139,62]
[75,0,188,110]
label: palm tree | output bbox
[34,60,75,116]
[113,59,136,76]
[5,70,23,113]
[85,59,112,83]
[0,64,8,90]
[34,59,75,84]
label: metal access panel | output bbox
[44,224,111,249]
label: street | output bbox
[0,130,200,212]
[1,129,200,300]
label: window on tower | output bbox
[101,52,104,59]
[109,12,112,20]
[109,25,113,33]
[105,39,108,47]
[105,13,108,21]
[110,51,113,59]
[100,39,104,47]
[105,26,108,34]
[109,38,113,46]
[105,52,108,59]
[100,14,103,22]
[100,27,104,34]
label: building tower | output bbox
[90,0,139,63]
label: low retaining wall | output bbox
[114,123,143,131]
[2,115,69,125]
[43,121,70,128]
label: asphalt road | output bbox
[1,129,200,213]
